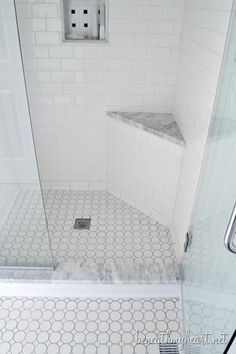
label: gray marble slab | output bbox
[107,111,185,146]
[0,261,179,285]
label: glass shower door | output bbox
[0,0,54,268]
[182,1,236,353]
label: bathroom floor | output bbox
[0,186,53,268]
[0,188,178,283]
[46,190,178,282]
[45,190,176,264]
[0,296,182,354]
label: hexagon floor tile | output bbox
[0,296,182,354]
[0,189,178,283]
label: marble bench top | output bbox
[107,111,185,146]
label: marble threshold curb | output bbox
[0,282,181,298]
[0,261,181,297]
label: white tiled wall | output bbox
[171,0,233,257]
[108,118,183,226]
[15,0,184,190]
[15,0,234,250]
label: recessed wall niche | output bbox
[62,0,107,42]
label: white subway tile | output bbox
[28,71,51,82]
[89,181,107,190]
[15,4,32,18]
[35,32,60,45]
[46,19,61,31]
[121,47,146,59]
[40,82,62,94]
[172,0,231,256]
[18,32,35,45]
[109,33,136,46]
[63,83,85,94]
[133,60,156,72]
[77,72,98,83]
[159,35,180,48]
[85,59,108,71]
[122,20,148,33]
[72,47,85,58]
[51,181,70,190]
[98,47,123,59]
[108,118,183,225]
[32,4,58,18]
[49,46,73,57]
[37,58,60,70]
[147,48,172,59]
[109,19,123,33]
[156,60,177,72]
[51,71,74,82]
[70,181,89,190]
[136,6,162,20]
[109,5,136,19]
[136,34,160,47]
[34,46,49,58]
[29,94,53,105]
[163,7,183,20]
[17,0,189,193]
[145,72,176,85]
[61,59,85,71]
[148,21,173,34]
[122,72,145,84]
[26,83,40,94]
[18,18,46,32]
[108,60,133,72]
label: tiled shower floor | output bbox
[0,296,182,354]
[47,190,178,282]
[46,191,176,264]
[0,189,178,283]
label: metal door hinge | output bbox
[224,203,236,254]
[184,232,193,253]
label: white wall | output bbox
[15,0,234,255]
[108,117,183,226]
[16,0,184,190]
[171,0,233,257]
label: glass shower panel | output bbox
[182,1,236,353]
[0,0,54,268]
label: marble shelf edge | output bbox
[107,111,185,147]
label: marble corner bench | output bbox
[107,111,185,226]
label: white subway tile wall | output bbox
[15,0,232,252]
[16,0,184,190]
[108,118,183,226]
[171,0,233,257]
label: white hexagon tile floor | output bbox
[0,189,179,283]
[45,190,176,264]
[0,186,53,268]
[0,296,182,354]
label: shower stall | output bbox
[0,0,180,284]
[0,0,236,353]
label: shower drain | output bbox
[158,343,179,353]
[74,218,91,230]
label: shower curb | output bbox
[0,282,181,298]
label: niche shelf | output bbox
[61,0,107,42]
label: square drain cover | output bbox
[74,218,91,230]
[159,343,179,353]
